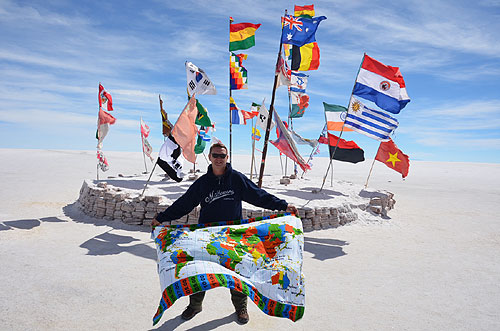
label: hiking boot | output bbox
[236,308,249,324]
[181,306,202,320]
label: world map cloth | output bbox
[152,214,305,325]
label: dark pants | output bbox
[188,289,247,311]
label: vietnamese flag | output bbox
[375,139,410,178]
[318,132,365,163]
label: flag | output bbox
[251,127,261,141]
[230,52,248,90]
[157,135,185,182]
[255,102,274,130]
[290,91,309,118]
[96,108,116,149]
[250,102,262,116]
[98,84,113,111]
[159,95,173,137]
[172,96,198,163]
[344,97,399,141]
[143,137,154,161]
[151,214,305,326]
[140,118,150,138]
[97,150,109,172]
[318,132,365,163]
[291,42,320,71]
[294,4,315,18]
[375,139,409,178]
[281,15,326,47]
[291,130,318,148]
[290,71,308,93]
[195,99,212,127]
[271,109,311,172]
[199,126,211,142]
[229,97,247,125]
[353,54,410,114]
[194,134,206,155]
[229,21,261,51]
[323,102,353,132]
[276,55,291,87]
[290,71,309,118]
[185,61,217,96]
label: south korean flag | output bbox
[185,61,217,96]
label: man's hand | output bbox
[151,218,162,229]
[286,204,298,215]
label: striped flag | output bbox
[294,4,315,18]
[323,102,353,132]
[291,42,320,71]
[97,150,109,171]
[251,127,261,141]
[344,97,399,141]
[229,21,261,51]
[230,97,246,125]
[353,54,410,114]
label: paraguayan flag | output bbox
[344,97,398,141]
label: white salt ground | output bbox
[0,148,499,330]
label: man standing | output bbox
[152,142,298,324]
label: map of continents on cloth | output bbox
[151,214,305,325]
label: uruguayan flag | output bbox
[344,97,398,141]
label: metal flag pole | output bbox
[96,82,101,181]
[229,17,233,164]
[141,161,158,197]
[250,117,256,179]
[365,157,377,189]
[257,10,286,188]
[140,117,148,173]
[317,53,366,193]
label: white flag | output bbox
[185,61,217,96]
[255,101,275,130]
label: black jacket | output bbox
[156,163,288,224]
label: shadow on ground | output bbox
[79,229,157,261]
[151,313,235,331]
[1,216,67,231]
[61,202,157,261]
[304,237,348,261]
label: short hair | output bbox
[209,142,228,154]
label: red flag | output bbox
[140,118,150,138]
[172,96,198,163]
[98,84,113,111]
[270,110,310,171]
[375,139,409,178]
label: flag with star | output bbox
[281,15,327,47]
[375,139,410,178]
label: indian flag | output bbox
[230,22,261,51]
[323,102,353,132]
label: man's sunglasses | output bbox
[211,153,227,159]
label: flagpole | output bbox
[365,157,377,188]
[317,53,366,193]
[250,117,256,179]
[140,117,148,173]
[257,10,286,188]
[229,17,233,164]
[301,122,326,178]
[141,161,158,197]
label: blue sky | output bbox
[1,0,500,163]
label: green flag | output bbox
[194,134,206,154]
[195,99,212,127]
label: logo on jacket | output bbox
[205,189,235,204]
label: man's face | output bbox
[209,146,228,171]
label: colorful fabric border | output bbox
[152,272,305,325]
